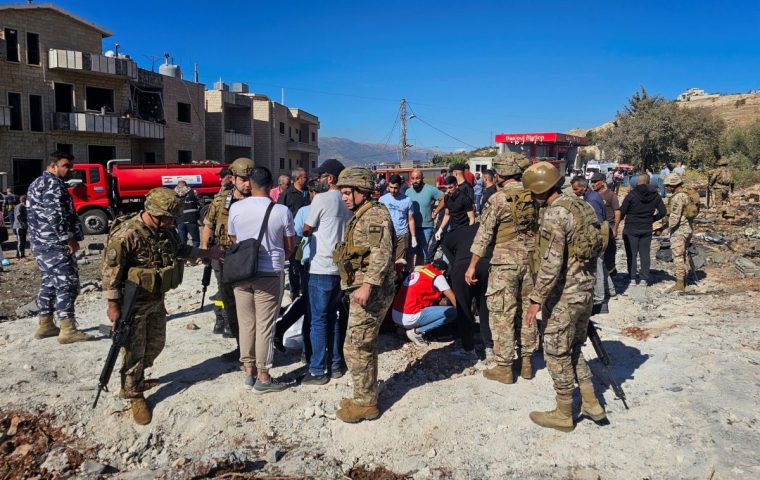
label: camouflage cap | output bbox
[336,166,375,192]
[144,187,183,217]
[664,173,683,186]
[493,152,530,177]
[717,158,729,166]
[229,157,255,177]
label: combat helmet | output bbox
[664,173,683,186]
[523,161,563,194]
[144,187,183,217]
[336,166,375,192]
[493,152,531,177]
[229,157,255,177]
[717,158,729,166]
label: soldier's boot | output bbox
[483,365,514,384]
[520,357,533,380]
[666,276,686,293]
[212,311,225,335]
[336,399,380,423]
[33,315,59,339]
[119,379,161,399]
[529,396,575,432]
[579,381,608,424]
[57,318,94,344]
[130,396,152,425]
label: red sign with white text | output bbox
[494,132,588,146]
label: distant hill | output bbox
[318,137,435,166]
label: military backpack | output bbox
[551,196,602,264]
[494,187,537,243]
[682,187,701,221]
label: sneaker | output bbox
[243,375,255,390]
[301,373,329,386]
[405,328,428,346]
[253,378,288,394]
[330,367,347,379]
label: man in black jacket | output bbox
[620,174,667,285]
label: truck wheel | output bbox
[81,209,110,235]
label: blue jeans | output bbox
[177,222,200,248]
[412,226,435,264]
[308,274,343,376]
[475,193,482,214]
[408,306,456,334]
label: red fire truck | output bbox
[68,161,227,235]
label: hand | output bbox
[107,301,121,331]
[525,302,541,329]
[67,239,80,255]
[206,245,225,261]
[350,283,372,308]
[464,266,477,285]
[411,236,418,248]
[434,229,443,241]
[654,229,663,237]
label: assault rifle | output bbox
[587,321,629,410]
[199,263,213,312]
[92,280,140,409]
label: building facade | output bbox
[204,82,253,164]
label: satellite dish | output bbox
[104,50,115,57]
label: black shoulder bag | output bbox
[222,202,275,284]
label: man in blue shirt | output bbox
[379,174,416,267]
[405,169,443,265]
[473,172,483,215]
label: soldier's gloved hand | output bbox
[411,236,418,248]
[434,229,443,241]
[107,301,121,331]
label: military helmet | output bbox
[664,173,684,186]
[144,187,183,217]
[523,161,563,194]
[717,158,729,166]
[493,152,530,177]
[229,157,255,177]
[336,166,375,192]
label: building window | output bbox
[26,32,40,65]
[312,160,316,168]
[8,92,22,130]
[4,28,19,62]
[88,145,116,167]
[85,87,114,113]
[279,158,285,169]
[177,102,191,123]
[311,132,316,142]
[279,122,285,134]
[29,95,43,132]
[178,150,192,164]
[54,83,74,113]
[144,152,156,164]
[288,158,292,169]
[288,126,292,139]
[56,143,73,155]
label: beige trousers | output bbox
[234,274,283,372]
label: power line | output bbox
[407,104,479,149]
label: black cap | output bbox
[317,158,345,178]
[218,167,232,177]
[590,172,606,183]
[451,163,466,172]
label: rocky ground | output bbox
[1,198,760,479]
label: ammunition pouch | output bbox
[157,261,184,294]
[127,267,158,294]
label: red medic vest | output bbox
[392,264,444,315]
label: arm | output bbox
[467,210,475,225]
[283,235,296,258]
[467,198,500,283]
[201,225,213,249]
[408,213,416,243]
[352,210,394,307]
[653,197,667,222]
[441,288,457,307]
[668,194,685,233]
[527,210,570,305]
[613,209,621,237]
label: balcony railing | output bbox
[288,140,319,154]
[48,49,138,80]
[225,132,252,147]
[52,112,164,139]
[0,106,10,127]
[222,91,252,107]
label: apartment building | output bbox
[250,93,319,178]
[0,3,205,192]
[205,82,253,163]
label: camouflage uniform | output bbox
[102,212,193,397]
[528,193,597,400]
[27,171,83,320]
[668,191,692,281]
[708,164,733,210]
[338,201,396,407]
[471,182,538,367]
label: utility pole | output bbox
[400,98,411,166]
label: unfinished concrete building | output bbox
[204,82,253,164]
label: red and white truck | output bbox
[68,161,227,235]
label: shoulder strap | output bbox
[257,201,276,242]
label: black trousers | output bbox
[14,228,27,256]
[604,228,616,273]
[449,260,491,351]
[624,231,652,282]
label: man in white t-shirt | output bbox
[391,260,457,345]
[228,166,295,394]
[301,159,352,385]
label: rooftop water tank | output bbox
[231,82,249,93]
[158,53,182,79]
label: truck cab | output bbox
[68,164,112,235]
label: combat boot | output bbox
[483,365,514,384]
[520,357,533,380]
[33,315,59,339]
[666,276,685,293]
[130,396,152,425]
[579,381,608,424]
[529,396,574,432]
[212,311,225,335]
[119,379,161,399]
[336,399,380,423]
[57,318,94,344]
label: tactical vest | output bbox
[536,196,601,270]
[716,167,733,186]
[107,213,184,295]
[682,187,700,220]
[494,186,537,244]
[333,201,393,288]
[209,192,237,248]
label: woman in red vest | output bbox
[391,260,458,345]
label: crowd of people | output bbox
[20,150,716,430]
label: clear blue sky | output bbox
[42,0,760,151]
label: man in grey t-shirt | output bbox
[302,159,352,385]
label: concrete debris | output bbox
[40,446,70,473]
[80,459,108,474]
[735,256,760,277]
[744,227,760,240]
[15,300,37,318]
[697,232,728,244]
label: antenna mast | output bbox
[400,98,411,166]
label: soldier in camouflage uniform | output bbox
[201,158,254,360]
[664,173,692,293]
[27,152,93,344]
[523,162,608,432]
[708,158,734,216]
[102,188,222,425]
[333,167,396,423]
[465,153,538,384]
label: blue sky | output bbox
[42,0,760,151]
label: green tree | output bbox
[719,118,760,167]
